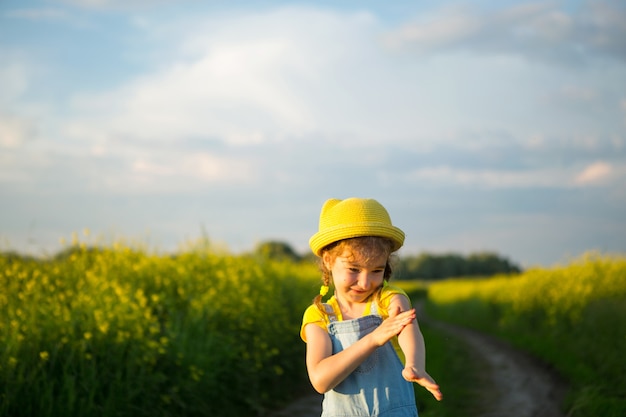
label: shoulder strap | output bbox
[370,299,380,316]
[322,303,338,323]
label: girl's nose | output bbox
[357,272,373,288]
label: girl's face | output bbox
[324,248,388,304]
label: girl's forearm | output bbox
[398,319,426,370]
[309,332,379,393]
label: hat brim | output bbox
[309,223,405,256]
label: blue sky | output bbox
[1,0,625,267]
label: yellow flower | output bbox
[98,322,110,334]
[39,351,49,361]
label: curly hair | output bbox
[313,236,396,313]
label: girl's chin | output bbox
[348,290,373,300]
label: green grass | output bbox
[401,285,489,417]
[413,324,491,417]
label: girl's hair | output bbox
[313,236,395,312]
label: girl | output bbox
[301,198,442,417]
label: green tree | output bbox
[396,252,521,280]
[254,241,302,262]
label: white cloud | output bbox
[396,159,626,189]
[66,19,325,146]
[384,3,565,53]
[131,152,255,186]
[574,161,613,185]
[0,114,34,148]
[383,5,483,49]
[383,1,626,64]
[553,85,598,103]
[4,4,617,198]
[62,7,463,150]
[400,165,570,188]
[57,8,503,150]
[26,3,615,159]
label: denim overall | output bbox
[321,301,418,417]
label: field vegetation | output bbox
[2,234,624,417]
[0,236,319,417]
[425,253,626,417]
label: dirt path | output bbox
[265,391,323,417]
[418,303,567,417]
[267,304,567,417]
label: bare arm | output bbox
[304,308,416,393]
[390,294,443,401]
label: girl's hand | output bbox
[370,308,416,347]
[402,366,443,401]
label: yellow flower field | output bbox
[426,253,626,417]
[0,241,319,417]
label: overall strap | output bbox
[369,299,380,316]
[324,299,380,323]
[322,303,338,323]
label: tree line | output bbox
[394,251,521,280]
[253,241,522,280]
[2,240,522,280]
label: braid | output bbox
[314,262,331,313]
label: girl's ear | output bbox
[322,252,333,270]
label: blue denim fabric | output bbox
[321,314,418,417]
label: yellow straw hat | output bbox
[309,198,405,256]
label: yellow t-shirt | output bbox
[300,284,410,363]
